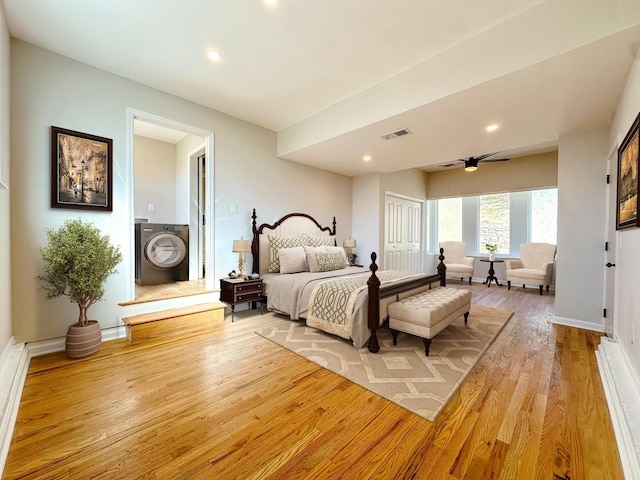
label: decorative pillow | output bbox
[278,247,307,274]
[307,251,346,273]
[303,245,325,271]
[268,235,305,273]
[304,234,336,248]
[325,246,348,264]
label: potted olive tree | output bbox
[38,218,123,358]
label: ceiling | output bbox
[3,0,640,177]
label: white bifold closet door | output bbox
[384,193,423,272]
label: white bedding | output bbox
[263,267,431,348]
[263,266,367,319]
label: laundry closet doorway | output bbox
[129,109,215,299]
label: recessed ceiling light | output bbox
[207,50,222,62]
[264,0,279,6]
[363,155,372,162]
[486,124,499,132]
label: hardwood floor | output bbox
[118,279,213,306]
[3,283,623,479]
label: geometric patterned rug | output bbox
[256,304,513,422]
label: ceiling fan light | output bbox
[464,159,478,171]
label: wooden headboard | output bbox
[251,209,337,275]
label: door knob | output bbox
[606,262,616,268]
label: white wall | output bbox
[353,174,380,267]
[555,128,609,330]
[134,136,178,224]
[10,40,352,343]
[609,46,640,376]
[0,5,11,349]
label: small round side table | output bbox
[480,258,504,287]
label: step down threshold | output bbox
[122,302,225,343]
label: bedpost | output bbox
[367,252,381,353]
[331,216,337,236]
[438,247,446,287]
[251,209,259,274]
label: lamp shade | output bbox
[232,239,251,253]
[343,238,356,249]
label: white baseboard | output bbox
[596,337,640,480]
[27,325,127,357]
[0,337,29,476]
[552,315,604,332]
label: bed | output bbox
[251,209,446,353]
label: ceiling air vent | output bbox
[380,128,412,140]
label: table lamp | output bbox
[343,237,356,265]
[232,236,251,278]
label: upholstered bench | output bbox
[388,287,472,356]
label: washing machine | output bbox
[135,223,189,285]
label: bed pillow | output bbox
[304,234,336,248]
[307,251,347,273]
[304,245,325,271]
[278,247,307,274]
[325,246,348,264]
[268,235,305,273]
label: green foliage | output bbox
[485,243,498,253]
[37,219,123,326]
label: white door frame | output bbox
[188,147,206,280]
[126,108,215,298]
[603,142,618,337]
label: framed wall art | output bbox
[51,126,113,211]
[616,112,640,230]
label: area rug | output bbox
[256,305,513,422]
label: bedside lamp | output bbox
[232,236,251,278]
[343,237,356,265]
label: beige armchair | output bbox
[439,241,474,285]
[506,243,556,295]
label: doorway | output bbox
[128,109,215,301]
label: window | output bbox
[437,197,462,242]
[531,189,558,244]
[430,188,557,256]
[479,194,510,254]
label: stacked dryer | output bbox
[135,223,189,285]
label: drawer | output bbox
[235,292,263,303]
[236,282,262,294]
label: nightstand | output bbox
[219,278,265,322]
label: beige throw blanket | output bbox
[306,270,420,342]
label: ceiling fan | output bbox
[438,152,510,171]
